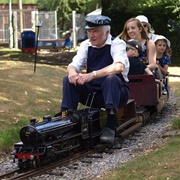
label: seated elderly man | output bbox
[57,14,130,144]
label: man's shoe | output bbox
[100,127,115,144]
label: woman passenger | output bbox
[118,18,156,71]
[136,15,156,40]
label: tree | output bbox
[101,0,180,63]
[36,0,180,61]
[37,0,99,31]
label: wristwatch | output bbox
[92,71,97,77]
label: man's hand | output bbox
[76,73,94,85]
[68,73,94,85]
[68,73,79,85]
[67,66,96,85]
[67,66,80,85]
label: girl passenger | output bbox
[153,35,171,94]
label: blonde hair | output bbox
[118,18,149,40]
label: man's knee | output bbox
[104,75,123,88]
[105,75,119,81]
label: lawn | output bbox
[0,50,69,150]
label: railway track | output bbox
[0,145,111,180]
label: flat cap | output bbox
[126,39,143,53]
[85,15,111,29]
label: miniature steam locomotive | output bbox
[11,108,102,170]
[11,75,169,170]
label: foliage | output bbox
[37,0,101,31]
[101,0,180,63]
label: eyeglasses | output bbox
[126,47,136,51]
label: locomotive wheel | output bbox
[18,160,31,170]
[32,160,37,168]
[32,159,41,168]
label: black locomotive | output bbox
[11,75,169,170]
[11,108,102,169]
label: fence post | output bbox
[72,10,77,49]
[9,0,13,48]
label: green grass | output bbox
[0,121,25,149]
[97,136,180,180]
[171,118,180,129]
[0,52,66,151]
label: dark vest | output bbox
[87,45,113,85]
[87,45,125,85]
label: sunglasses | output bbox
[126,47,136,51]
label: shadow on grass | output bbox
[0,50,76,66]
